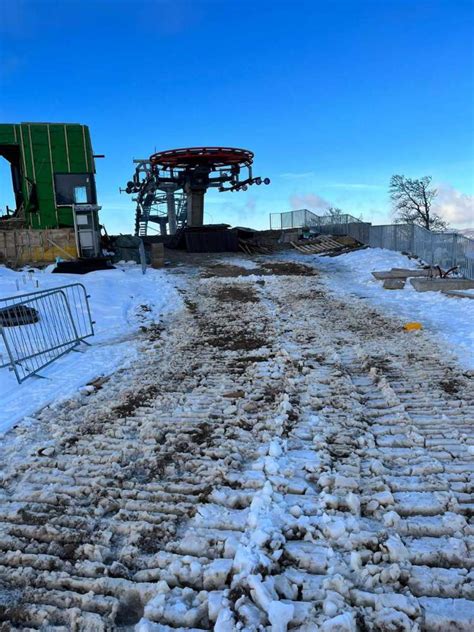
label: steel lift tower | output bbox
[124,147,270,236]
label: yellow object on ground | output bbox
[403,322,423,331]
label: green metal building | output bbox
[0,122,98,230]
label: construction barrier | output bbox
[269,210,474,280]
[0,284,94,383]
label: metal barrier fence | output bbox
[270,209,322,229]
[313,213,363,226]
[369,224,474,280]
[269,209,474,279]
[0,283,94,383]
[269,209,362,230]
[315,221,372,244]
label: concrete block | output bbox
[383,278,406,290]
[410,278,474,292]
[373,269,431,280]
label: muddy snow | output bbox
[0,253,473,631]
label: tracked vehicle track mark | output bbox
[0,261,473,631]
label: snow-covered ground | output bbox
[0,263,182,434]
[303,248,473,370]
[1,248,472,437]
[0,256,473,631]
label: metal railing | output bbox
[0,283,94,383]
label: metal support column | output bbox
[186,189,205,227]
[166,190,177,235]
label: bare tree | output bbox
[327,206,343,217]
[389,175,446,231]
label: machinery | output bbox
[0,122,103,258]
[124,146,270,236]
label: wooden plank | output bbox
[291,241,312,253]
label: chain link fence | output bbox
[269,210,474,279]
[270,209,321,229]
[315,221,372,244]
[369,224,474,279]
[270,209,362,230]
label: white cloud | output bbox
[433,184,474,227]
[289,193,331,211]
[205,196,265,229]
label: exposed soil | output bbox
[206,332,267,351]
[259,261,318,276]
[201,264,259,278]
[202,261,317,278]
[0,256,473,631]
[214,285,259,303]
[439,378,461,394]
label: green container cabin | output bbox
[0,122,98,230]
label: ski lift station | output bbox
[0,122,270,265]
[0,122,102,263]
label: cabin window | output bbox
[54,173,96,205]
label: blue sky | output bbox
[1,0,473,232]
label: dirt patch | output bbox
[184,298,198,312]
[201,264,259,278]
[215,285,259,303]
[112,385,160,418]
[202,261,317,278]
[140,323,164,341]
[207,332,267,351]
[260,262,317,276]
[115,592,145,626]
[440,379,461,394]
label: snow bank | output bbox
[0,263,182,435]
[312,248,474,370]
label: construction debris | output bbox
[383,278,406,290]
[291,234,364,256]
[403,321,423,331]
[372,265,464,281]
[371,266,474,292]
[410,277,474,292]
[372,268,432,280]
[238,239,275,255]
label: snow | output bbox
[0,263,182,435]
[309,248,474,369]
[1,253,473,629]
